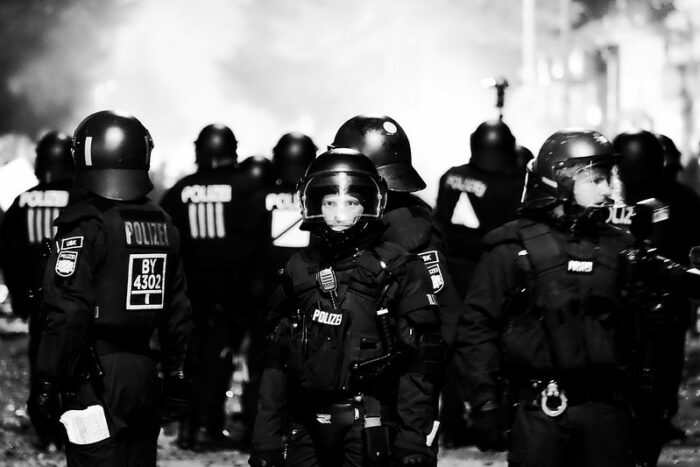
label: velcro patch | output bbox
[419,250,444,293]
[55,250,78,277]
[60,236,84,250]
[126,253,167,310]
[419,250,439,264]
[311,309,342,326]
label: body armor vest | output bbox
[284,243,405,394]
[91,202,176,332]
[501,219,630,377]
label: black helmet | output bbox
[331,114,425,192]
[469,120,518,174]
[525,128,616,208]
[195,124,238,169]
[613,130,664,202]
[297,148,387,248]
[272,132,317,187]
[72,110,154,201]
[515,144,534,173]
[656,133,682,177]
[35,130,74,184]
[239,155,274,189]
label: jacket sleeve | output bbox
[35,217,106,385]
[251,284,292,452]
[454,241,520,408]
[391,255,442,456]
[159,225,192,377]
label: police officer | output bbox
[0,130,75,448]
[28,110,191,466]
[656,134,683,184]
[239,155,274,191]
[613,131,700,463]
[249,149,442,467]
[161,123,265,450]
[457,129,636,466]
[331,114,462,449]
[435,119,525,300]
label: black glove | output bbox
[392,448,432,467]
[471,400,507,452]
[161,372,191,423]
[248,449,284,467]
[27,380,61,430]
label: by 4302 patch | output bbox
[126,253,167,310]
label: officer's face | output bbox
[322,193,364,231]
[572,165,612,207]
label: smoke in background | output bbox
[0,0,529,202]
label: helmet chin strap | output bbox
[316,221,379,256]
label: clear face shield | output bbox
[562,159,620,209]
[300,172,385,232]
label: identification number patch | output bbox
[419,250,444,293]
[126,254,167,310]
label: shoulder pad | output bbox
[382,205,433,252]
[54,200,102,228]
[482,220,522,247]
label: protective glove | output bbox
[27,380,61,430]
[161,372,191,424]
[391,447,432,466]
[471,400,507,452]
[248,449,284,467]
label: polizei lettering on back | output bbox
[311,309,343,326]
[180,184,232,203]
[124,221,170,247]
[567,260,593,274]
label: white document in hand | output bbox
[59,404,110,445]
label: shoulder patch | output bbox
[55,250,78,277]
[419,250,444,293]
[60,236,84,250]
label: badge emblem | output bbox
[55,250,78,277]
[419,250,444,293]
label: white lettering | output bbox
[19,190,69,208]
[567,260,593,273]
[444,175,487,198]
[181,185,232,203]
[265,192,299,211]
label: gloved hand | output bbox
[392,447,432,466]
[27,380,60,430]
[161,372,191,423]
[471,400,507,452]
[248,449,284,467]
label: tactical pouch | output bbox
[311,403,357,460]
[362,424,391,467]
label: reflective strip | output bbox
[188,204,199,239]
[206,202,215,238]
[27,208,36,244]
[43,208,52,240]
[34,208,43,244]
[214,202,225,238]
[85,136,93,166]
[197,204,206,239]
[52,208,60,236]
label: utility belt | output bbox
[514,377,626,417]
[92,330,153,357]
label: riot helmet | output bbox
[331,114,425,192]
[272,132,317,187]
[35,130,74,184]
[469,120,518,174]
[72,110,154,201]
[525,128,617,210]
[195,124,238,169]
[297,148,387,248]
[656,133,682,181]
[612,130,664,203]
[239,155,274,189]
[515,144,534,173]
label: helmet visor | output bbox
[564,159,618,208]
[301,173,384,229]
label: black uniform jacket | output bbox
[35,193,191,430]
[0,181,73,318]
[382,192,464,349]
[253,240,441,456]
[455,216,632,409]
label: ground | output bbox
[2,317,700,467]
